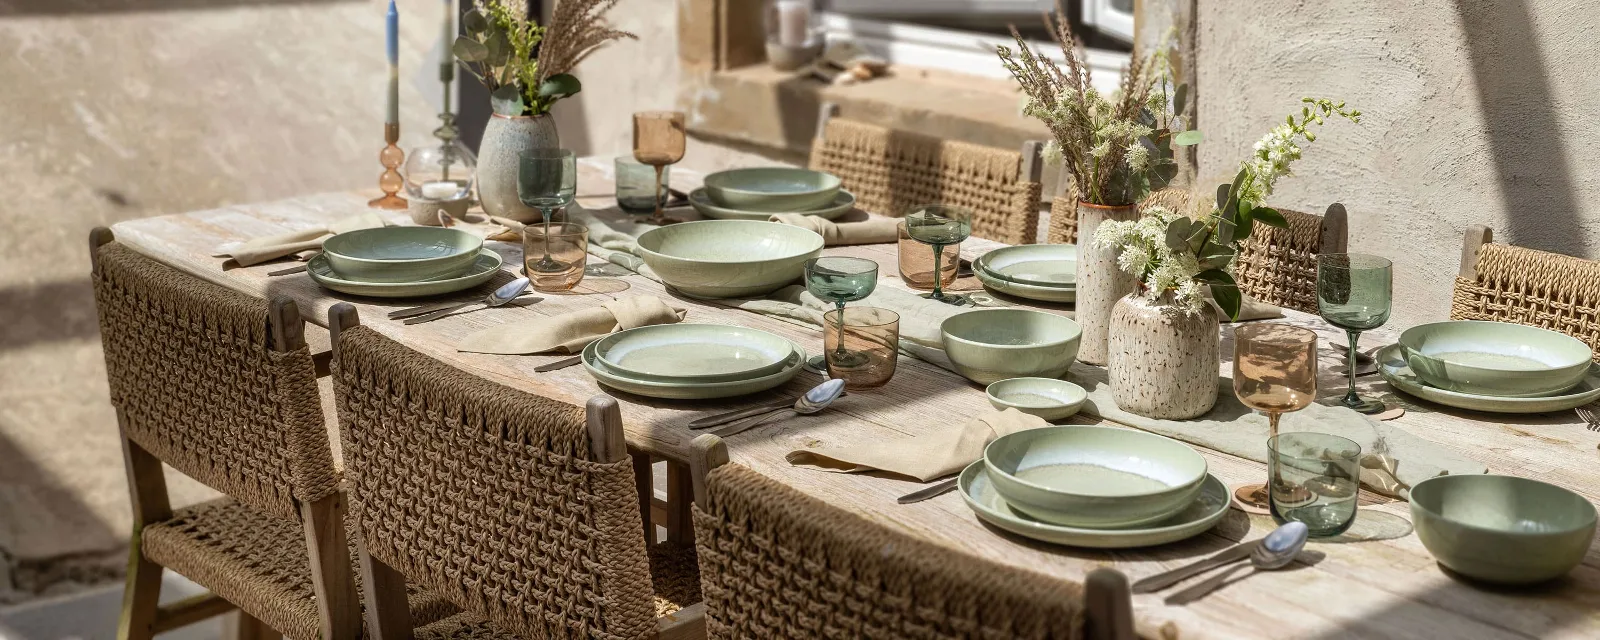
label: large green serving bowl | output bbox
[322,226,482,283]
[1410,475,1596,585]
[635,220,824,299]
[983,426,1208,528]
[1399,321,1592,397]
[703,167,842,212]
[940,309,1081,385]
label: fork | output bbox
[1574,403,1600,432]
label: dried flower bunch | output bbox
[996,2,1198,206]
[453,0,635,116]
[1095,98,1361,319]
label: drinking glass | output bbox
[615,156,669,214]
[521,222,588,292]
[804,256,878,371]
[1232,323,1319,511]
[903,204,972,305]
[1268,432,1362,537]
[632,111,687,225]
[897,221,959,290]
[824,307,899,389]
[1317,254,1393,414]
[517,148,577,278]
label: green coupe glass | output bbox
[517,148,578,275]
[805,256,879,371]
[904,204,973,305]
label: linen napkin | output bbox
[456,296,687,355]
[1203,286,1284,322]
[211,212,386,266]
[768,213,899,245]
[787,408,1048,482]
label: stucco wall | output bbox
[1196,0,1600,329]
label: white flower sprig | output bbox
[1093,205,1207,313]
[1236,98,1361,205]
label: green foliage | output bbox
[452,0,583,116]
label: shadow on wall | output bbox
[0,0,355,15]
[1453,0,1588,258]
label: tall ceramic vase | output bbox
[477,113,560,223]
[1075,201,1140,365]
[1107,293,1220,419]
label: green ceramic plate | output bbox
[1398,320,1593,397]
[1376,344,1600,413]
[307,249,503,299]
[689,187,856,221]
[581,339,808,400]
[703,167,842,212]
[975,245,1078,288]
[959,462,1227,549]
[594,323,798,382]
[974,265,1077,303]
[322,226,482,283]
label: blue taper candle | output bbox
[386,0,399,124]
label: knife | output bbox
[1130,539,1258,593]
[687,398,799,429]
[535,355,583,373]
[897,477,960,504]
[268,265,308,277]
[386,292,536,321]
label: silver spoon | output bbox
[711,378,845,437]
[1164,521,1309,605]
[403,277,533,325]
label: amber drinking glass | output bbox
[632,111,687,226]
[897,221,959,290]
[1317,254,1393,414]
[1232,323,1319,510]
[522,222,589,292]
[903,204,972,304]
[823,307,899,389]
[517,148,577,276]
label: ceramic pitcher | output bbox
[477,113,560,223]
[1107,293,1220,419]
[1074,201,1140,365]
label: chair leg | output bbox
[1084,568,1136,640]
[631,452,656,545]
[116,538,163,640]
[665,461,694,544]
[226,611,282,640]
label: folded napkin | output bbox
[768,213,899,245]
[211,212,386,266]
[457,296,687,355]
[787,408,1048,481]
[1203,286,1284,322]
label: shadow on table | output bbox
[1314,509,1413,544]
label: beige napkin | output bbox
[787,408,1048,482]
[211,212,386,266]
[1203,285,1284,322]
[768,213,899,245]
[457,296,687,355]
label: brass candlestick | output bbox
[369,122,408,209]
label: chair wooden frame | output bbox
[93,227,359,640]
[328,304,705,640]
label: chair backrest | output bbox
[1453,225,1600,360]
[809,106,1043,245]
[687,434,1135,640]
[327,305,658,639]
[90,233,337,519]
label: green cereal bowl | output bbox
[322,226,483,283]
[985,377,1088,421]
[940,309,1081,385]
[1399,321,1593,397]
[983,426,1208,528]
[635,220,824,299]
[703,167,842,212]
[1410,474,1596,585]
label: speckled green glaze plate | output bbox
[1377,344,1600,413]
[959,461,1227,548]
[581,339,808,400]
[974,265,1077,303]
[689,188,856,221]
[306,249,502,298]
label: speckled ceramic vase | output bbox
[1076,201,1141,365]
[477,113,559,223]
[1108,293,1220,419]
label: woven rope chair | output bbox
[327,305,704,640]
[808,104,1044,245]
[1453,225,1600,360]
[88,229,455,640]
[685,434,1137,640]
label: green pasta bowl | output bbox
[983,426,1208,528]
[702,167,842,212]
[941,309,1081,385]
[1399,321,1592,397]
[635,220,823,299]
[1410,474,1596,585]
[322,226,483,283]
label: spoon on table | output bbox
[402,277,534,325]
[1164,521,1309,605]
[711,378,846,438]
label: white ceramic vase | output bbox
[1107,293,1220,419]
[477,113,560,223]
[1075,201,1141,365]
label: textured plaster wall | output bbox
[1196,0,1600,329]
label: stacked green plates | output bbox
[973,245,1077,303]
[306,249,503,298]
[959,461,1228,548]
[689,188,857,221]
[1376,344,1600,413]
[581,324,807,399]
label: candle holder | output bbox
[369,122,408,210]
[765,0,823,71]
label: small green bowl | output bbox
[983,426,1208,528]
[985,377,1087,421]
[940,309,1081,385]
[322,226,482,283]
[1400,321,1592,397]
[703,167,842,212]
[1410,474,1596,585]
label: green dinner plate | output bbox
[594,324,799,383]
[306,249,503,298]
[959,461,1227,548]
[581,339,808,400]
[975,245,1078,288]
[974,265,1077,303]
[1376,344,1600,413]
[689,187,856,221]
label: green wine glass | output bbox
[517,148,577,275]
[804,256,879,371]
[1316,253,1393,414]
[904,204,972,305]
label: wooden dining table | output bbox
[110,157,1600,639]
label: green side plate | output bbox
[306,249,503,299]
[959,461,1227,549]
[689,187,856,221]
[1377,344,1600,413]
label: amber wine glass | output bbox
[1232,323,1319,511]
[632,111,687,225]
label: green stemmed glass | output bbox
[1317,253,1393,414]
[517,148,577,275]
[904,204,972,305]
[804,256,879,371]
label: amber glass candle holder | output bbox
[522,222,589,292]
[823,307,899,389]
[897,220,959,290]
[369,123,408,210]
